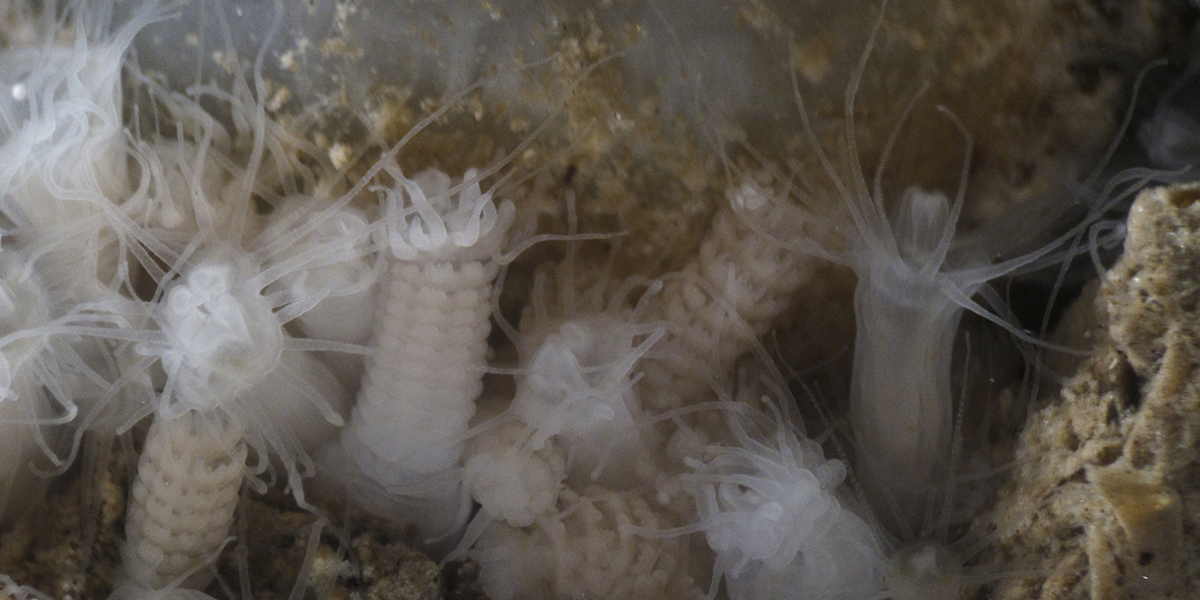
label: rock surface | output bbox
[985,183,1200,600]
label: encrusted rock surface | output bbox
[984,183,1200,600]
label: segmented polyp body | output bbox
[343,165,512,535]
[120,412,246,590]
[646,180,813,409]
[471,487,705,600]
[351,258,496,481]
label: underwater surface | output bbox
[0,1,1197,599]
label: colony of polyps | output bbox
[0,1,1140,599]
[0,14,869,597]
[0,0,167,530]
[446,168,884,598]
[0,3,370,594]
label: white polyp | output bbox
[119,412,246,592]
[849,266,961,533]
[154,261,283,414]
[377,164,515,262]
[350,260,494,475]
[263,202,378,388]
[0,0,166,305]
[510,315,663,487]
[844,185,983,536]
[463,422,566,528]
[0,41,129,227]
[339,164,513,539]
[343,257,498,537]
[686,401,885,600]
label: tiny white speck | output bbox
[10,83,25,101]
[329,143,352,169]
